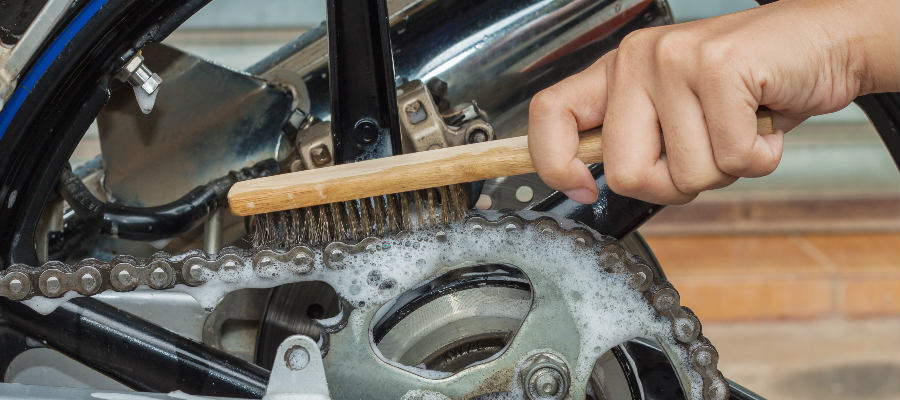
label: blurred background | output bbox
[70,1,899,399]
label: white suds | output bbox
[25,213,703,398]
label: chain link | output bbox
[0,211,728,400]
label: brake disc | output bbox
[0,211,727,399]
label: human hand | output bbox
[528,0,899,205]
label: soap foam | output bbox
[26,213,702,398]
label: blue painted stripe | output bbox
[0,0,109,139]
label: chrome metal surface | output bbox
[397,80,494,153]
[97,43,293,206]
[289,0,672,137]
[204,208,224,254]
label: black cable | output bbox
[58,159,278,241]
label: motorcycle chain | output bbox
[0,211,728,400]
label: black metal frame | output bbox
[326,0,402,163]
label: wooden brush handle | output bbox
[228,111,774,216]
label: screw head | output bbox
[532,368,561,396]
[468,128,489,143]
[518,353,570,400]
[404,100,427,124]
[285,346,310,371]
[309,144,332,167]
[354,120,380,144]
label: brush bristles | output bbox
[251,184,469,248]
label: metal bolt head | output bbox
[518,353,570,400]
[532,368,561,396]
[404,100,427,124]
[468,128,489,143]
[8,278,23,294]
[309,144,332,167]
[354,120,379,144]
[285,345,310,371]
[45,276,60,294]
[81,273,97,292]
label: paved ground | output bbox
[705,318,900,400]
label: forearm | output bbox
[845,0,899,94]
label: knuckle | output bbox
[529,89,560,115]
[670,174,707,196]
[653,30,694,67]
[617,29,653,60]
[713,148,754,176]
[605,164,649,197]
[698,38,736,70]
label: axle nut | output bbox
[518,353,570,400]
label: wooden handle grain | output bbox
[228,130,602,216]
[228,111,774,216]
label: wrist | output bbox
[840,0,900,94]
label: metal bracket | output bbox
[397,79,494,153]
[264,335,330,400]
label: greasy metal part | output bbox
[0,211,725,399]
[327,0,402,162]
[263,335,330,400]
[0,297,269,398]
[372,265,531,371]
[255,282,341,370]
[202,288,270,362]
[397,80,494,153]
[319,214,721,399]
[58,159,278,241]
[297,121,335,170]
[0,0,73,107]
[518,353,571,400]
[97,43,293,207]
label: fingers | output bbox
[652,83,737,196]
[695,67,784,178]
[602,50,697,205]
[528,56,611,204]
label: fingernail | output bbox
[563,187,598,204]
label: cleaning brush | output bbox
[235,110,774,247]
[250,184,470,248]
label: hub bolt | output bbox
[518,353,570,400]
